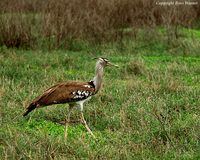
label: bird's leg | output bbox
[65,105,73,141]
[80,111,95,138]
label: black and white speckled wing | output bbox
[22,81,95,116]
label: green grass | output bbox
[0,30,200,159]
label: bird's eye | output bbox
[103,58,108,63]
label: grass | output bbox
[0,28,200,159]
[0,1,200,158]
[0,0,199,50]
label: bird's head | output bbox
[93,57,119,68]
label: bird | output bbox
[23,57,119,140]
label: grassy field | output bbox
[0,27,200,159]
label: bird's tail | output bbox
[22,103,37,116]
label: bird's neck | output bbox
[93,64,104,94]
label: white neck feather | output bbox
[93,62,104,94]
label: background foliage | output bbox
[0,0,199,50]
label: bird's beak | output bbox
[108,62,119,68]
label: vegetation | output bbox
[0,0,200,50]
[1,33,200,159]
[0,0,200,159]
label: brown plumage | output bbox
[22,81,95,116]
[23,57,119,140]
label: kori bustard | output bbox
[23,57,119,140]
